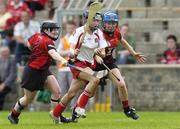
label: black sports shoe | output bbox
[71,108,79,122]
[49,111,72,124]
[124,108,139,120]
[8,114,19,124]
[60,115,72,123]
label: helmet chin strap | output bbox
[102,23,116,35]
[44,29,59,41]
[103,28,114,35]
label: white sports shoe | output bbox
[75,107,86,118]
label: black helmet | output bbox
[41,20,61,41]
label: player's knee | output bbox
[18,97,28,107]
[117,81,126,89]
[52,90,61,99]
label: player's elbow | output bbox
[48,49,56,55]
[48,49,58,59]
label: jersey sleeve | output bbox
[28,34,37,46]
[39,36,56,51]
[47,41,56,51]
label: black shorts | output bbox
[21,66,52,91]
[93,62,118,71]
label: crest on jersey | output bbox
[106,47,113,56]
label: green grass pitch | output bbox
[0,112,180,129]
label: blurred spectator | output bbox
[24,0,48,15]
[1,30,16,54]
[72,15,82,27]
[6,0,32,30]
[0,4,15,53]
[0,4,12,33]
[14,11,40,65]
[57,20,76,107]
[0,46,17,110]
[160,35,180,64]
[116,23,136,64]
[7,0,31,16]
[47,0,56,19]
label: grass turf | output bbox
[0,111,180,129]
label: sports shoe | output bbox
[49,111,72,124]
[60,115,72,123]
[8,114,19,124]
[124,108,139,120]
[49,111,61,124]
[71,108,80,122]
[74,107,86,118]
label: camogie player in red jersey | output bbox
[8,21,71,124]
[93,11,146,120]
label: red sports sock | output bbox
[53,102,66,117]
[122,100,129,109]
[77,90,91,108]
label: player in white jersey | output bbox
[69,24,107,64]
[50,12,107,123]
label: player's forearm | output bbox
[48,49,67,63]
[59,50,71,57]
[121,39,136,56]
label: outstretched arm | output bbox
[120,38,146,63]
[120,38,136,55]
[48,49,67,65]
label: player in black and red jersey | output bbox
[8,21,71,124]
[93,11,146,120]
